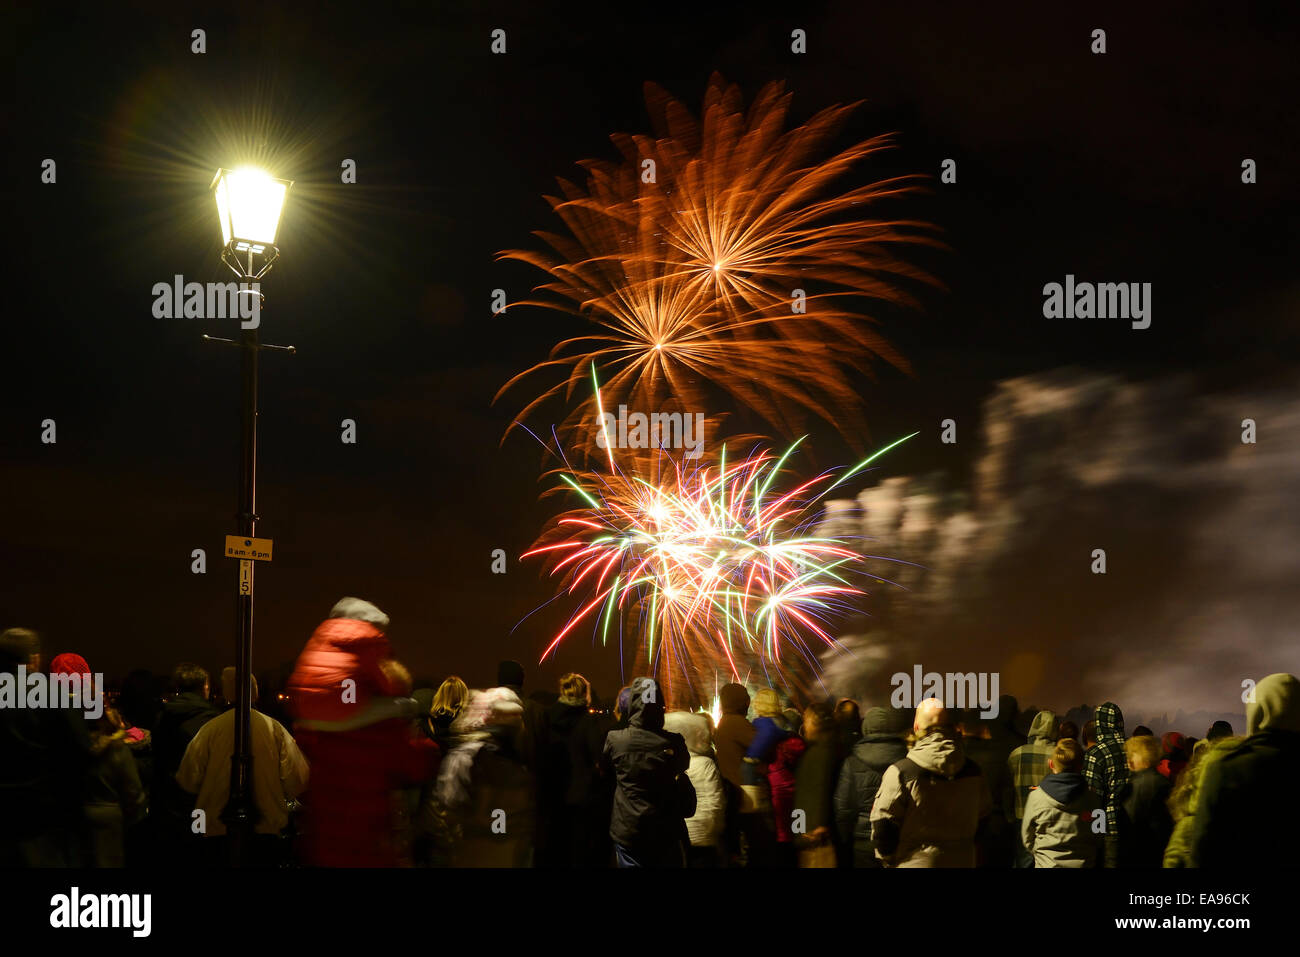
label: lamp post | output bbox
[207,167,293,866]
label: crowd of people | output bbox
[2,601,1297,869]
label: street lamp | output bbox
[206,165,294,866]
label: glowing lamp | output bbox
[211,167,291,254]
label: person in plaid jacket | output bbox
[1006,710,1058,866]
[1082,701,1128,867]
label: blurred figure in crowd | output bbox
[1190,673,1300,868]
[436,687,534,867]
[664,710,725,867]
[289,599,438,866]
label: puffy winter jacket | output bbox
[834,708,907,866]
[663,711,725,848]
[1021,771,1104,867]
[870,728,992,868]
[602,677,691,860]
[287,617,402,723]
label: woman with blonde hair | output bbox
[428,675,469,747]
[744,687,805,865]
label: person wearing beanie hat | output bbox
[1190,673,1300,868]
[834,706,910,867]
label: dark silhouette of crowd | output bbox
[3,608,1297,869]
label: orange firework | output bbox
[497,74,942,458]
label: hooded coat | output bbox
[1020,771,1104,867]
[834,707,908,866]
[602,677,691,861]
[1007,710,1057,820]
[869,728,992,867]
[1082,701,1129,837]
[663,711,725,848]
[287,617,404,723]
[1189,673,1300,868]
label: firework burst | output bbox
[523,422,918,707]
[497,74,942,460]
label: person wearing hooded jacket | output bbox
[870,699,992,868]
[1081,701,1128,868]
[1189,672,1300,868]
[602,676,692,867]
[663,710,725,865]
[1021,737,1104,868]
[288,600,438,866]
[834,706,908,867]
[1006,710,1058,867]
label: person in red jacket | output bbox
[287,598,438,866]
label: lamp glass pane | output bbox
[224,169,287,245]
[213,176,233,245]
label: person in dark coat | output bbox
[602,676,691,867]
[834,706,908,867]
[150,662,219,863]
[0,628,93,867]
[793,705,840,867]
[961,710,1017,867]
[1190,673,1300,868]
[1117,734,1172,868]
[538,672,607,867]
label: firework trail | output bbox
[497,74,942,461]
[523,408,919,707]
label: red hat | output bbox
[50,653,91,678]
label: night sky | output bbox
[7,2,1297,713]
